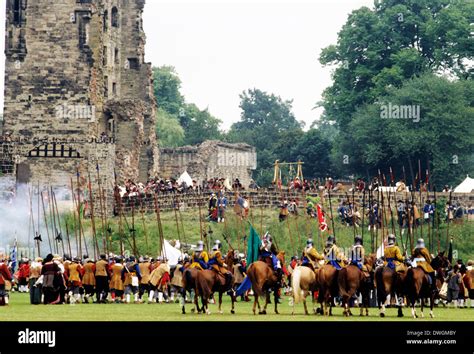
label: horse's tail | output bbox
[183,268,193,290]
[338,267,349,299]
[292,267,303,304]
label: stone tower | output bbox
[1,0,158,189]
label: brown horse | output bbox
[316,264,340,316]
[247,252,285,315]
[291,265,319,315]
[181,267,202,314]
[405,252,449,319]
[338,254,376,316]
[375,263,406,318]
[195,250,236,315]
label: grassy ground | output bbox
[74,206,474,262]
[2,293,473,322]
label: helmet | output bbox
[387,234,396,245]
[354,235,363,245]
[214,240,222,249]
[212,244,219,251]
[416,238,425,249]
[326,235,335,246]
[306,238,314,247]
[264,232,272,242]
[196,241,204,252]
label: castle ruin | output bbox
[1,0,159,190]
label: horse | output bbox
[316,263,340,316]
[195,250,236,315]
[247,252,285,315]
[291,265,319,315]
[337,254,376,316]
[375,262,406,318]
[404,252,449,319]
[181,267,202,314]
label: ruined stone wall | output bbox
[2,0,158,188]
[159,141,257,186]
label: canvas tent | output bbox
[453,176,474,193]
[160,240,183,266]
[177,171,193,187]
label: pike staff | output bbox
[361,188,365,246]
[70,177,80,258]
[51,188,66,256]
[87,172,99,259]
[327,188,336,240]
[433,186,440,253]
[138,192,150,255]
[40,190,53,254]
[96,164,108,255]
[153,192,166,260]
[446,191,452,251]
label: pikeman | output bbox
[383,234,405,273]
[0,252,12,306]
[323,235,345,270]
[122,256,141,304]
[148,257,171,304]
[412,238,437,294]
[95,254,110,303]
[82,258,96,303]
[301,238,324,270]
[208,240,233,285]
[67,257,84,304]
[138,257,152,303]
[189,241,209,270]
[110,256,124,303]
[259,233,282,276]
[350,235,370,279]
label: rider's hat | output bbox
[416,238,425,249]
[306,238,314,246]
[326,235,335,245]
[354,235,363,245]
[387,234,396,245]
[214,239,222,249]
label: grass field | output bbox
[2,293,473,322]
[75,206,474,262]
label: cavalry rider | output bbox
[259,233,282,276]
[412,238,437,293]
[323,235,345,270]
[190,241,209,270]
[350,235,370,278]
[383,234,405,273]
[208,240,233,285]
[301,238,324,270]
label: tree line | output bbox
[154,0,473,188]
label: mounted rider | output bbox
[323,235,345,270]
[259,232,282,276]
[208,240,233,285]
[350,235,370,278]
[190,241,209,270]
[301,238,324,270]
[383,234,406,273]
[412,238,436,293]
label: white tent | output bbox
[454,175,474,193]
[160,240,183,266]
[177,171,193,187]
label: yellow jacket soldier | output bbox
[109,257,124,303]
[323,236,345,270]
[302,238,324,270]
[138,257,152,303]
[384,234,405,273]
[208,240,233,286]
[412,238,437,293]
[82,259,96,303]
[190,241,209,270]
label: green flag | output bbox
[247,224,261,265]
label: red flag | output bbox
[425,169,429,185]
[317,204,328,232]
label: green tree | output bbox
[152,66,222,146]
[181,104,222,145]
[155,108,185,147]
[342,74,474,186]
[319,0,473,129]
[228,89,304,185]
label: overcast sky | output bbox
[0,0,375,129]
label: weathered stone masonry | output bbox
[1,0,158,190]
